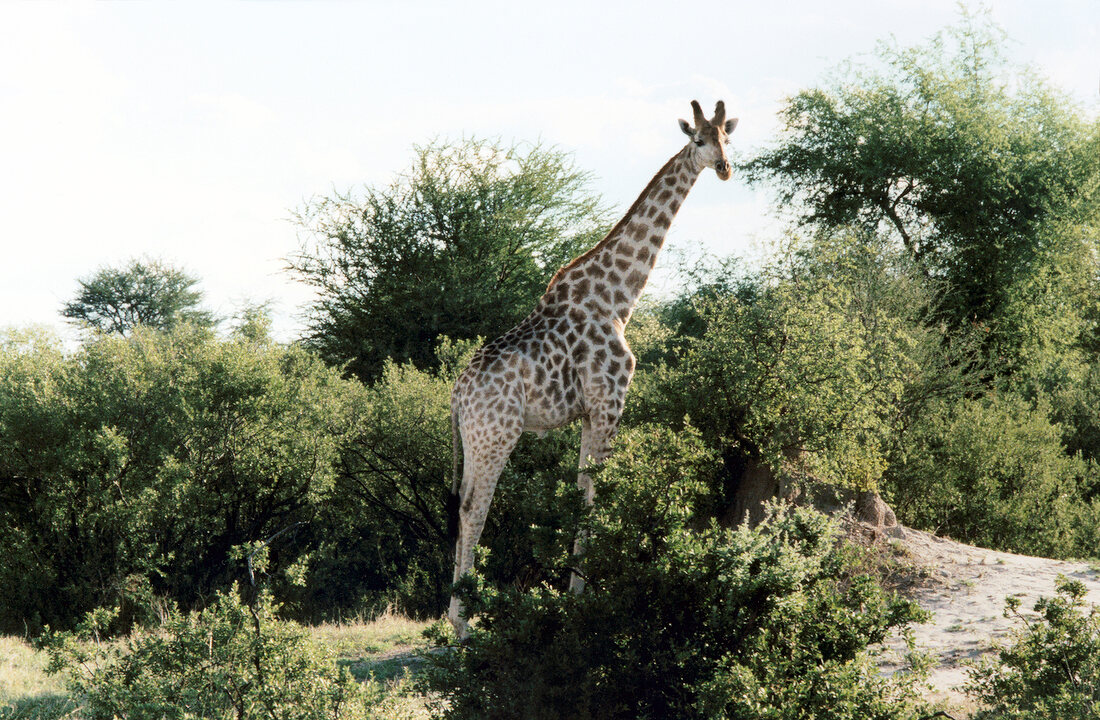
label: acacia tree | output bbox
[741,14,1100,372]
[289,138,611,381]
[62,258,214,335]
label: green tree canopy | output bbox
[289,138,611,381]
[741,14,1100,366]
[61,258,215,335]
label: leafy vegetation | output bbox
[61,258,215,336]
[740,11,1100,553]
[883,393,1092,558]
[0,323,364,634]
[967,577,1100,718]
[1,11,1099,719]
[741,12,1100,369]
[424,427,932,720]
[632,232,940,503]
[36,589,426,720]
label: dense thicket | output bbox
[301,341,582,621]
[4,14,1100,718]
[631,233,942,499]
[0,324,362,633]
[425,428,932,720]
[738,14,1100,552]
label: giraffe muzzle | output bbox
[715,160,731,180]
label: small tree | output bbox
[289,138,611,381]
[62,258,214,335]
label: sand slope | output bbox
[879,526,1100,709]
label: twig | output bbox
[246,521,306,586]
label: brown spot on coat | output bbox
[571,278,590,301]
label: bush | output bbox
[967,577,1100,718]
[311,337,582,620]
[0,325,364,633]
[882,392,1094,558]
[40,587,408,720]
[423,426,931,720]
[632,233,932,498]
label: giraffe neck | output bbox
[545,146,702,324]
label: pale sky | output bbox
[1,1,1097,342]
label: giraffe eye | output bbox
[694,139,704,146]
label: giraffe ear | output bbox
[725,118,739,134]
[679,119,694,137]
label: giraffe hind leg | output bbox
[447,419,522,639]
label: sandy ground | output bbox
[878,525,1100,711]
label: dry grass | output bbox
[313,608,430,659]
[0,636,77,719]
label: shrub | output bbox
[631,233,933,499]
[39,587,409,720]
[423,425,931,720]
[967,577,1100,719]
[882,392,1094,558]
[0,325,364,633]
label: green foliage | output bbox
[424,426,931,720]
[742,12,1100,351]
[967,577,1100,718]
[61,257,215,335]
[882,392,1095,558]
[306,352,456,620]
[39,588,406,720]
[633,233,934,494]
[290,138,611,381]
[0,325,363,633]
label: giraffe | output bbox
[447,100,738,637]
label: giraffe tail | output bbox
[447,405,461,553]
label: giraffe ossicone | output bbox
[447,100,738,638]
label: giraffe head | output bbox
[679,100,738,180]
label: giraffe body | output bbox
[448,101,737,637]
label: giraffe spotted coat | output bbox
[447,100,738,637]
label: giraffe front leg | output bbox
[569,406,622,593]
